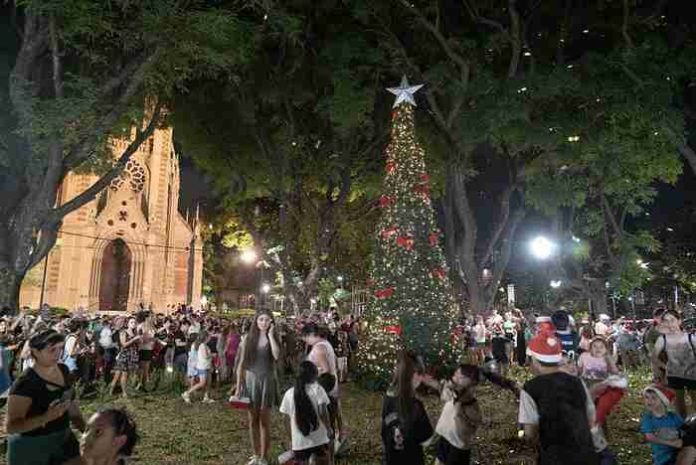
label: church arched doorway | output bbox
[99,239,132,311]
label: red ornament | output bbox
[412,183,430,198]
[385,161,397,174]
[384,324,402,336]
[375,287,395,299]
[378,195,395,208]
[431,267,446,280]
[419,173,431,183]
[428,231,440,247]
[396,235,415,250]
[380,226,399,240]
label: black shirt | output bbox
[9,364,72,436]
[523,372,598,465]
[381,394,433,465]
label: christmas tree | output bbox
[356,77,459,389]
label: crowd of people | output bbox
[2,302,696,464]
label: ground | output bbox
[0,367,656,464]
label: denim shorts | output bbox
[196,368,209,379]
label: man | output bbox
[39,302,52,321]
[594,314,612,338]
[519,331,599,465]
[99,319,118,381]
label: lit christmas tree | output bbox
[356,77,459,389]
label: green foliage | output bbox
[355,104,458,388]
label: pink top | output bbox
[578,353,608,380]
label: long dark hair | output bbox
[392,351,424,431]
[294,361,320,436]
[240,310,274,370]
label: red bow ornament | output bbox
[428,231,440,247]
[380,226,399,240]
[384,324,402,336]
[431,267,446,280]
[385,161,397,174]
[378,195,395,208]
[375,287,395,299]
[396,235,415,250]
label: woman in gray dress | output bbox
[235,310,280,465]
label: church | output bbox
[20,125,203,313]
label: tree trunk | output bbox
[0,266,24,313]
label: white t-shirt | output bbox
[279,383,330,451]
[308,340,339,397]
[196,343,212,370]
[99,327,116,350]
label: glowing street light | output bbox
[550,280,562,289]
[240,249,258,264]
[530,236,557,260]
[261,283,271,294]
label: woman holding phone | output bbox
[236,310,280,465]
[5,329,86,465]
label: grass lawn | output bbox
[1,367,657,464]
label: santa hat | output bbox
[644,384,676,409]
[527,333,563,363]
[535,316,556,336]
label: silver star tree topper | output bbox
[387,75,424,108]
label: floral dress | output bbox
[114,331,139,373]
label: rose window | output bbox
[110,159,147,193]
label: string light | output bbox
[355,99,459,386]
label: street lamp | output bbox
[261,283,271,294]
[550,280,562,289]
[240,249,258,264]
[530,236,556,260]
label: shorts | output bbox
[475,341,487,348]
[437,437,471,465]
[293,443,329,461]
[196,368,209,379]
[139,350,153,362]
[667,376,696,391]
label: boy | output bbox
[518,332,599,464]
[640,385,683,465]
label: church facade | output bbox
[20,126,203,313]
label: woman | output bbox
[136,314,155,391]
[381,351,433,465]
[236,310,280,465]
[5,329,86,465]
[181,331,214,403]
[80,408,138,465]
[653,310,696,418]
[109,318,140,398]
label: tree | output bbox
[0,1,253,310]
[352,0,687,315]
[355,84,458,388]
[173,1,386,314]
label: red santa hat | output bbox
[527,333,563,363]
[644,384,676,409]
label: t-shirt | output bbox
[640,411,683,465]
[279,383,330,451]
[9,364,72,436]
[381,394,433,465]
[519,372,598,465]
[99,327,116,350]
[578,353,609,381]
[196,343,212,370]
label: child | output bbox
[381,351,434,465]
[185,333,198,390]
[640,384,683,465]
[279,361,332,465]
[434,364,519,465]
[577,337,625,426]
[182,331,214,403]
[80,408,138,465]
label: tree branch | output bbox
[622,0,634,49]
[50,101,163,220]
[62,49,160,170]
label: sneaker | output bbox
[181,392,191,404]
[203,397,215,404]
[246,456,259,465]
